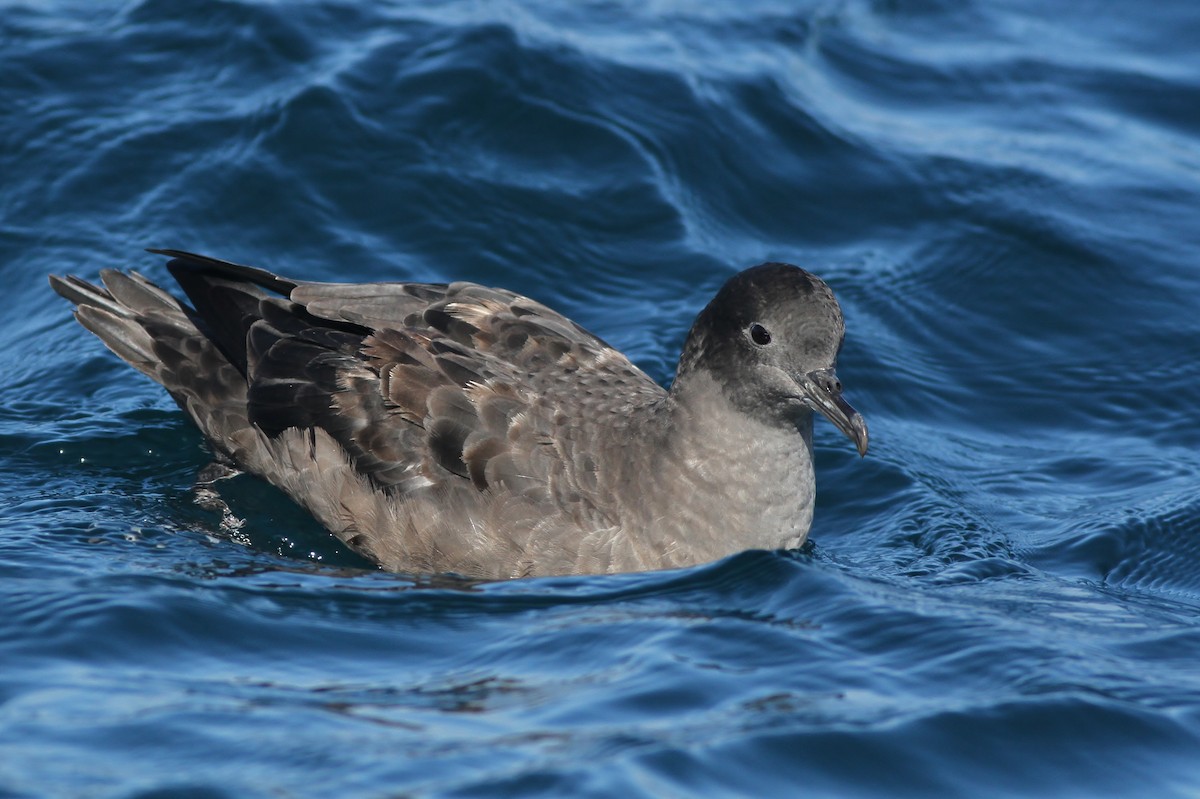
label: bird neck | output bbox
[647,369,817,565]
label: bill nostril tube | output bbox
[808,368,842,395]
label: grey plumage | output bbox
[50,250,867,579]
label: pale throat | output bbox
[654,371,818,557]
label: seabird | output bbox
[50,250,867,579]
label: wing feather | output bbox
[55,250,668,574]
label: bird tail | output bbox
[49,269,193,382]
[48,267,254,462]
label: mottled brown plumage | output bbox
[50,250,867,579]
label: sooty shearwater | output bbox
[50,250,867,579]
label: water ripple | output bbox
[4,0,1200,796]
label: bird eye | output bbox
[749,323,772,346]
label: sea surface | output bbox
[3,1,1200,796]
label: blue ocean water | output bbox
[3,0,1200,795]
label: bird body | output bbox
[50,251,866,579]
